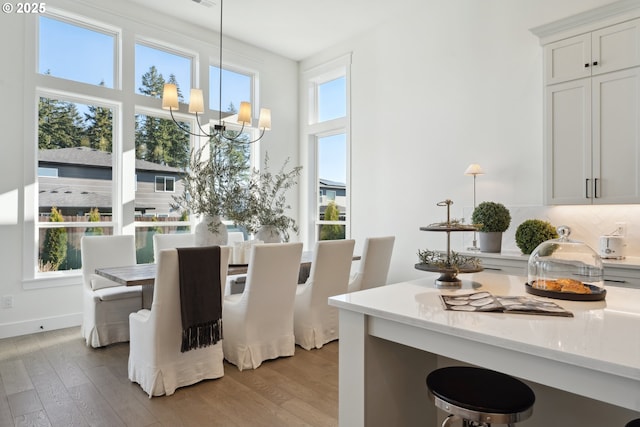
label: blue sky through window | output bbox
[318,77,346,122]
[318,77,347,184]
[210,66,251,114]
[135,44,191,103]
[39,16,114,87]
[319,134,346,184]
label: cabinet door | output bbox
[545,34,591,85]
[591,18,640,77]
[545,79,592,205]
[592,67,640,204]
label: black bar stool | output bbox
[626,420,640,427]
[426,366,535,426]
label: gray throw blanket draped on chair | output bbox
[177,246,222,352]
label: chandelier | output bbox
[161,0,271,144]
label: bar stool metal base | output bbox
[427,366,535,427]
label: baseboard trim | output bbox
[0,313,82,339]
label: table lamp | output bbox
[464,163,484,251]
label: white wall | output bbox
[300,0,639,284]
[0,0,298,338]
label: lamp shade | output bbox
[237,101,252,125]
[464,164,484,176]
[162,84,179,110]
[188,89,204,113]
[258,108,271,130]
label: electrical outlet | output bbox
[1,295,13,309]
[615,222,627,237]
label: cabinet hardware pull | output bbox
[584,63,590,68]
[593,61,598,66]
[594,178,599,198]
[585,178,590,198]
[605,279,627,284]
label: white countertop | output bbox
[330,271,640,382]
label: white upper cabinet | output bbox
[534,2,640,205]
[545,68,640,204]
[545,19,640,85]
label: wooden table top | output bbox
[95,251,359,287]
[95,263,251,286]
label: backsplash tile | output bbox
[461,205,640,256]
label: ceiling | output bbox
[127,0,399,61]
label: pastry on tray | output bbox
[532,278,592,294]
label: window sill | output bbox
[23,272,83,290]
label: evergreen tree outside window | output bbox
[135,43,191,103]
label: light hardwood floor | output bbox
[0,327,338,427]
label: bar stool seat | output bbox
[426,366,535,426]
[626,420,640,427]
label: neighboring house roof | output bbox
[39,183,112,209]
[38,146,184,173]
[319,178,345,188]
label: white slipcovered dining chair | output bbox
[347,236,395,293]
[222,242,303,371]
[128,246,231,397]
[81,235,142,348]
[293,239,355,350]
[153,233,195,263]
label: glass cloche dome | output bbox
[526,226,605,300]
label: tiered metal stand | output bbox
[415,199,483,288]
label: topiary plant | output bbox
[471,201,511,232]
[515,219,559,255]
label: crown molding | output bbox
[531,0,640,43]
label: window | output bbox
[303,55,351,243]
[135,42,192,103]
[37,96,115,272]
[38,167,58,178]
[210,66,252,115]
[38,16,116,88]
[28,9,262,282]
[318,77,346,122]
[154,176,175,192]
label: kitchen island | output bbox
[329,272,640,426]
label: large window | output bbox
[30,11,260,280]
[37,95,116,272]
[303,55,351,243]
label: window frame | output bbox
[24,7,264,288]
[302,54,352,246]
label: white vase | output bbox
[255,225,282,243]
[195,214,228,246]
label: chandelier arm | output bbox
[168,107,209,138]
[193,112,214,138]
[233,127,266,144]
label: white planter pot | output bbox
[195,215,228,246]
[255,225,281,243]
[479,231,503,253]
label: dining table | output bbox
[96,250,360,308]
